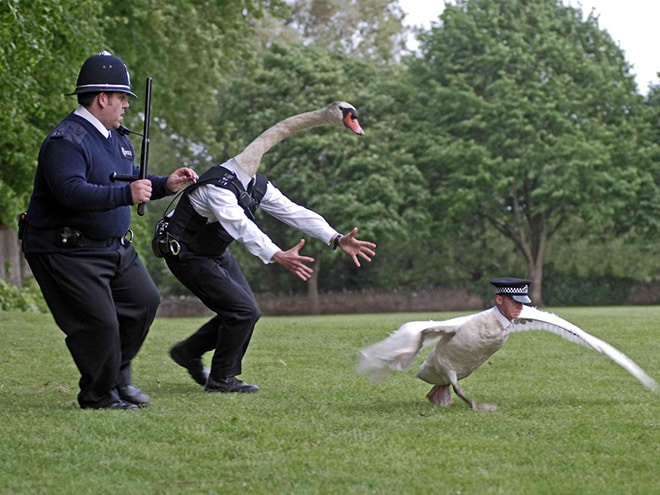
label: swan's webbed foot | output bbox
[426,384,452,406]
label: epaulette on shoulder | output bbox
[50,119,89,145]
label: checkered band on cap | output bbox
[497,285,529,295]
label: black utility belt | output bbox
[48,226,132,248]
[17,213,133,248]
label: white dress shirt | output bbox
[74,106,110,138]
[188,158,338,264]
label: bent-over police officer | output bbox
[164,157,376,394]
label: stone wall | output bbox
[157,287,485,318]
[156,283,660,318]
[626,282,660,305]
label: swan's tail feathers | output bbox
[512,306,659,394]
[356,321,428,382]
[356,317,469,383]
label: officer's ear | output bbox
[96,92,109,108]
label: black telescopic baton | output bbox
[137,77,152,216]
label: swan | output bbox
[357,305,658,411]
[234,101,364,176]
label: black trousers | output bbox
[26,243,160,408]
[165,248,260,380]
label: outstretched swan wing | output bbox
[356,314,474,383]
[511,306,658,393]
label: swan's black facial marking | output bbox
[341,106,358,118]
[341,106,364,135]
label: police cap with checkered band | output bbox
[491,277,532,304]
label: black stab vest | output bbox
[167,165,267,256]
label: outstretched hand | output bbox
[272,239,316,281]
[167,167,199,193]
[337,227,376,267]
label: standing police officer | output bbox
[21,51,198,410]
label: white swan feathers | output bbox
[357,305,658,410]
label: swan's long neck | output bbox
[234,108,334,176]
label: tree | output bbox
[286,0,409,65]
[0,0,106,286]
[632,82,660,244]
[0,0,105,228]
[406,0,654,303]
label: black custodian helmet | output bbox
[66,51,137,97]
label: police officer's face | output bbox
[99,92,130,130]
[495,294,523,321]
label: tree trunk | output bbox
[307,256,321,314]
[0,224,27,287]
[528,229,547,306]
[529,260,544,306]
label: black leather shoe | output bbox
[205,376,259,393]
[169,344,210,386]
[83,400,139,410]
[118,385,150,406]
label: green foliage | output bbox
[0,0,106,227]
[547,231,660,282]
[542,262,635,306]
[288,0,409,64]
[1,308,658,493]
[0,278,47,312]
[629,83,660,241]
[403,0,656,300]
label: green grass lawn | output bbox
[1,307,658,494]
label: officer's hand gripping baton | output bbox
[110,77,152,216]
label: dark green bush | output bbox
[542,263,634,306]
[0,278,47,313]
